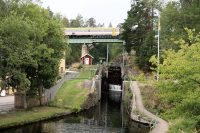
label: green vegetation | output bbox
[90,43,123,64]
[149,1,200,131]
[0,0,68,103]
[123,82,132,111]
[121,0,160,71]
[62,14,104,28]
[51,69,91,111]
[122,0,200,132]
[0,107,69,129]
[0,68,94,129]
[139,82,161,115]
[66,42,123,65]
[160,0,200,50]
[129,73,146,81]
[149,30,200,132]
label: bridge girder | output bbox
[66,38,124,44]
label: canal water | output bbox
[1,91,149,133]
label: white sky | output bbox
[41,0,132,27]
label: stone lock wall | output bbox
[14,92,27,109]
[14,93,45,109]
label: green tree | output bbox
[121,0,159,71]
[0,0,6,18]
[70,14,84,27]
[62,17,69,27]
[108,22,112,28]
[97,23,104,27]
[0,15,35,92]
[90,43,107,63]
[160,2,182,50]
[0,0,66,105]
[160,0,200,51]
[85,17,96,27]
[21,2,66,104]
[65,44,81,66]
[150,29,200,132]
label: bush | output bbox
[129,73,145,81]
[78,64,83,69]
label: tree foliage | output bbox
[0,0,66,100]
[160,0,200,50]
[150,29,200,132]
[121,0,160,71]
[85,17,96,27]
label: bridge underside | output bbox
[66,35,123,44]
[67,38,124,44]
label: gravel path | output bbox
[131,81,168,133]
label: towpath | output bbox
[130,81,168,133]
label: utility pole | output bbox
[157,13,160,81]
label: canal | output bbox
[1,89,149,133]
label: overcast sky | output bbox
[42,0,169,27]
[42,0,132,27]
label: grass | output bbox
[50,68,92,111]
[139,82,162,114]
[124,82,132,111]
[168,118,198,133]
[78,69,92,79]
[0,67,95,129]
[138,81,200,132]
[0,107,69,129]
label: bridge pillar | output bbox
[122,81,127,101]
[95,79,101,101]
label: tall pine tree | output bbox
[161,0,200,50]
[121,0,159,71]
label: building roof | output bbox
[81,53,94,59]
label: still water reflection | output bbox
[1,92,149,133]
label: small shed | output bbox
[81,44,94,65]
[81,54,93,65]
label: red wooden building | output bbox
[81,44,93,65]
[81,54,93,65]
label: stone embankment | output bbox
[81,78,99,110]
